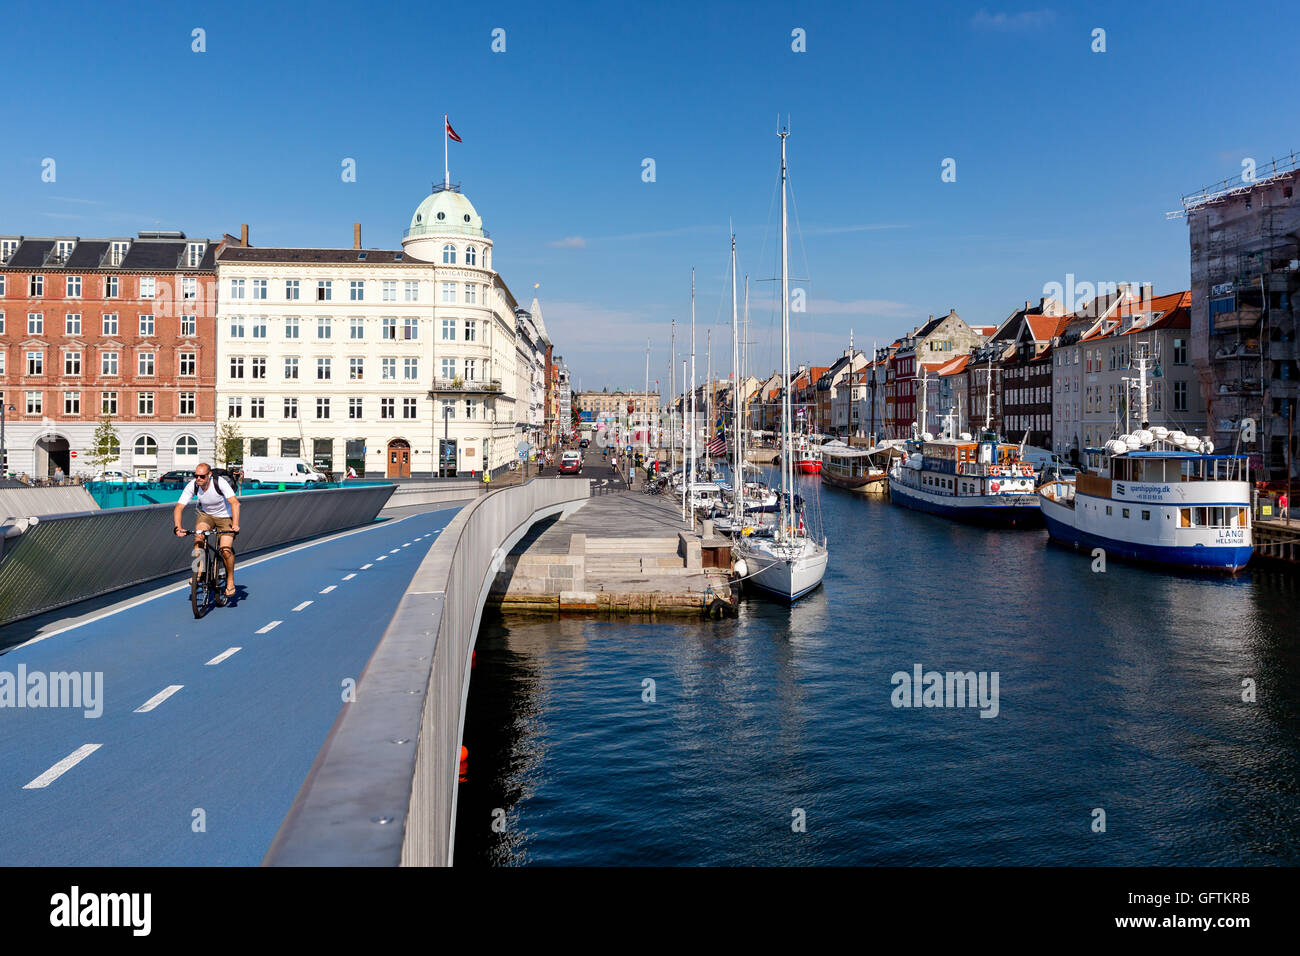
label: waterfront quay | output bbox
[488,448,736,615]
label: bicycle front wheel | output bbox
[191,569,207,618]
[213,556,228,607]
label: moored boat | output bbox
[887,430,1041,526]
[1039,434,1252,572]
[820,444,889,493]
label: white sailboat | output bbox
[735,127,829,602]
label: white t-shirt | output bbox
[178,476,237,518]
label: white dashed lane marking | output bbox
[319,585,336,594]
[376,556,387,562]
[389,549,400,554]
[342,573,356,581]
[401,543,410,548]
[205,647,242,666]
[135,685,183,714]
[292,601,313,612]
[23,745,102,790]
[256,621,282,634]
[360,563,372,570]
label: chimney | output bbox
[353,223,361,250]
[240,224,249,247]
[1024,300,1030,311]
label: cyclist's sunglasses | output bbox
[194,472,210,480]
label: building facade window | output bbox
[349,280,364,301]
[380,397,395,419]
[316,280,332,302]
[252,278,268,300]
[317,317,332,339]
[27,313,42,335]
[350,357,364,380]
[26,351,43,375]
[138,392,155,416]
[350,316,364,339]
[284,397,298,419]
[285,279,300,300]
[251,356,266,379]
[382,280,397,302]
[66,276,82,298]
[442,244,456,264]
[230,356,245,379]
[381,358,396,380]
[64,351,81,376]
[441,319,456,341]
[348,397,363,419]
[250,397,266,419]
[404,358,418,380]
[284,356,299,380]
[101,352,119,376]
[65,313,81,335]
[139,277,156,299]
[179,392,195,416]
[104,276,119,298]
[285,316,300,338]
[316,397,330,419]
[26,391,42,415]
[403,398,417,419]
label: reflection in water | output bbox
[455,473,1300,866]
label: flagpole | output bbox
[443,114,449,189]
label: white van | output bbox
[242,456,327,486]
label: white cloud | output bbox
[971,8,1055,30]
[549,236,587,248]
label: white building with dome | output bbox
[214,182,531,478]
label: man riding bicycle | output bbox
[172,462,241,598]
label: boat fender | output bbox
[733,558,749,577]
[991,481,1000,493]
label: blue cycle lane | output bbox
[0,504,461,865]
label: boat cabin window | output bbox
[1178,506,1246,529]
[978,443,994,464]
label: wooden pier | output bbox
[1254,517,1300,567]
[487,489,737,616]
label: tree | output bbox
[216,421,244,467]
[88,414,121,474]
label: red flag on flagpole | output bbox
[446,118,462,143]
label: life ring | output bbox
[990,481,1000,493]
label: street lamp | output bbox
[0,403,14,479]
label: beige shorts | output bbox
[196,513,234,536]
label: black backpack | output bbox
[208,467,239,495]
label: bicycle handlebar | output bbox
[179,529,240,536]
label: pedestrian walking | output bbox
[1280,492,1290,521]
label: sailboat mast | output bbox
[644,338,650,462]
[731,232,742,523]
[669,319,676,474]
[689,269,697,530]
[681,358,688,521]
[707,328,713,475]
[779,128,792,538]
[983,354,993,433]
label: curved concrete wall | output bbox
[264,477,589,866]
[0,484,396,626]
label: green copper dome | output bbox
[406,186,485,239]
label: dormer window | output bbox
[186,242,206,267]
[1,239,19,263]
[436,212,446,220]
[55,240,75,262]
[442,244,456,265]
[110,241,130,266]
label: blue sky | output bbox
[3,0,1297,390]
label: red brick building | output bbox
[0,231,224,478]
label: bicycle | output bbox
[184,528,239,618]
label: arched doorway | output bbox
[35,435,71,478]
[387,438,411,478]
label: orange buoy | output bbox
[458,745,469,783]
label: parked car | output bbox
[579,438,590,449]
[559,451,583,474]
[158,470,192,486]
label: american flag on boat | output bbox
[708,432,727,456]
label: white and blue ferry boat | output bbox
[888,429,1042,527]
[1037,355,1252,571]
[1038,438,1252,571]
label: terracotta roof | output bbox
[937,354,970,376]
[1024,314,1072,342]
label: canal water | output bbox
[455,471,1300,865]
